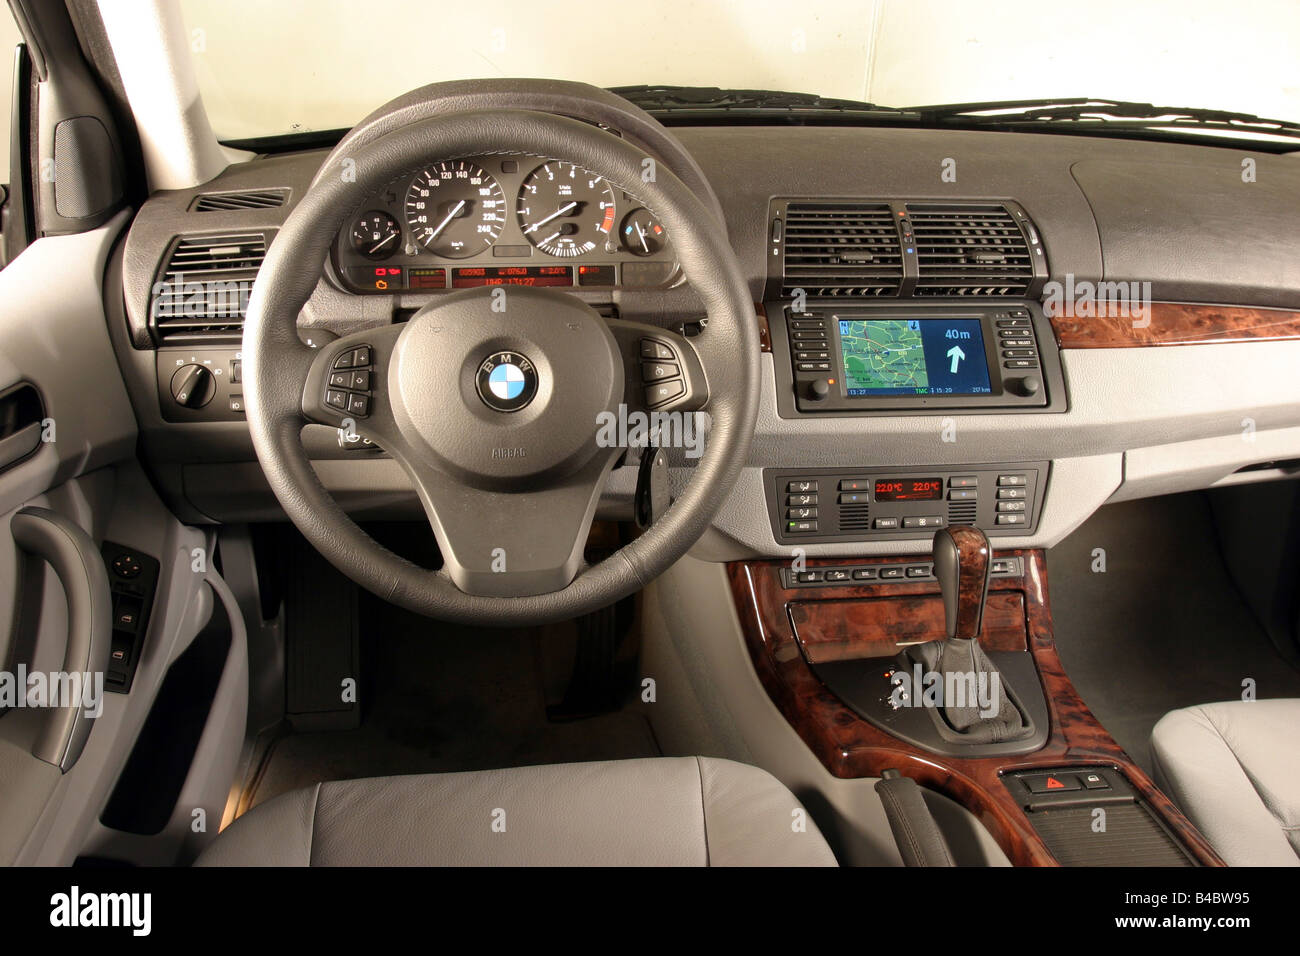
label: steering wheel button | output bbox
[333,350,356,369]
[641,361,680,382]
[349,370,371,390]
[346,393,370,417]
[353,346,372,366]
[328,371,351,388]
[639,339,675,360]
[325,389,349,410]
[645,380,685,406]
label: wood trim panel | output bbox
[791,591,1027,662]
[1052,302,1300,348]
[727,552,1225,867]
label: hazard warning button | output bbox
[1023,773,1082,794]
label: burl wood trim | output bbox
[1052,302,1300,348]
[791,591,1027,663]
[727,552,1225,867]
[755,302,772,352]
[944,526,991,640]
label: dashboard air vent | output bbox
[781,202,903,297]
[150,232,269,344]
[907,203,1033,297]
[189,189,288,212]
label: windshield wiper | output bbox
[610,85,921,120]
[906,97,1300,141]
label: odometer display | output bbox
[452,266,573,288]
[517,162,616,257]
[874,477,943,502]
[404,161,504,258]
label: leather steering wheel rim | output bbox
[243,109,759,626]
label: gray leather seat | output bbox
[1150,699,1300,866]
[196,756,838,866]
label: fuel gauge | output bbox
[621,208,667,257]
[351,211,402,260]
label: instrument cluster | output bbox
[333,157,677,293]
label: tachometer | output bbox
[517,162,616,257]
[405,161,505,258]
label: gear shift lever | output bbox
[904,526,1030,742]
[932,526,992,640]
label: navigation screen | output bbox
[837,318,992,396]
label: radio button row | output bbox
[795,351,830,361]
[1002,348,1037,358]
[995,318,1031,329]
[797,362,832,372]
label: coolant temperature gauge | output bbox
[621,208,667,256]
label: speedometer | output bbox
[517,162,616,257]
[404,161,504,258]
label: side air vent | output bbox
[907,203,1034,297]
[150,232,270,344]
[781,202,903,298]
[189,189,288,212]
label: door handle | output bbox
[9,507,113,771]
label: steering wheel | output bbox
[242,109,759,625]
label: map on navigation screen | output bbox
[836,317,992,396]
[838,319,928,392]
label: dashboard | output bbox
[112,105,1300,558]
[331,156,679,294]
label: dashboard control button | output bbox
[839,479,869,491]
[796,571,822,583]
[905,565,930,577]
[228,394,244,413]
[787,493,817,507]
[229,360,242,384]
[824,570,851,583]
[998,474,1028,485]
[838,492,867,504]
[787,480,817,493]
[948,488,977,500]
[645,380,685,406]
[902,515,944,529]
[948,476,978,488]
[879,566,905,579]
[996,513,1027,525]
[873,517,900,530]
[805,378,831,401]
[787,520,818,533]
[997,500,1027,513]
[1004,359,1039,369]
[170,364,217,408]
[997,487,1027,499]
[851,568,878,580]
[786,507,817,520]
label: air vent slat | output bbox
[907,203,1033,297]
[780,202,903,298]
[189,189,288,212]
[150,232,269,344]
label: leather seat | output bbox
[196,756,838,866]
[1150,699,1300,866]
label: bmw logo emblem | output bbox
[475,351,539,412]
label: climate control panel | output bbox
[766,462,1048,544]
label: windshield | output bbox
[180,0,1300,142]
